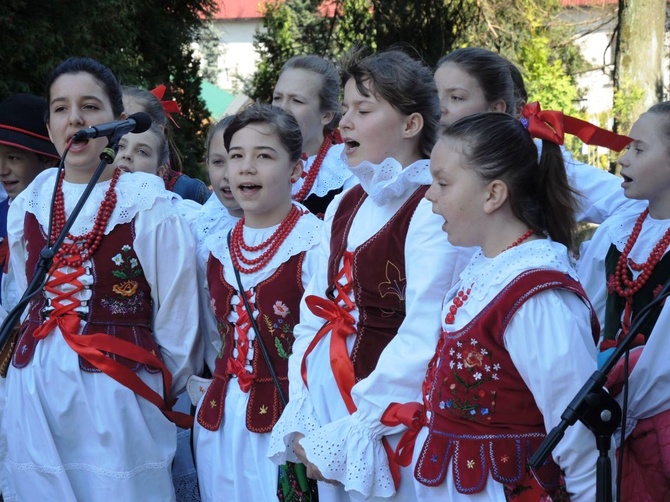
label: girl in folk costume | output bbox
[577,102,670,501]
[268,49,474,501]
[395,112,600,501]
[195,115,242,271]
[273,55,356,215]
[435,47,637,225]
[116,122,203,502]
[0,57,202,502]
[193,104,322,501]
[122,85,211,204]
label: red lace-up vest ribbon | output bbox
[226,290,256,391]
[301,252,402,489]
[32,262,192,428]
[301,251,356,409]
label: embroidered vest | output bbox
[416,269,599,493]
[602,243,670,346]
[197,252,305,433]
[13,212,160,373]
[328,184,427,381]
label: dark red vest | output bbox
[416,269,599,493]
[13,212,160,373]
[197,252,305,433]
[328,184,428,381]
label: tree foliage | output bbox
[246,0,585,121]
[0,0,218,179]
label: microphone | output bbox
[72,112,153,141]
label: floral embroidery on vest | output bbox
[263,300,296,360]
[440,338,499,422]
[101,244,145,314]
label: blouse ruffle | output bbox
[266,384,322,464]
[299,412,396,499]
[346,156,432,206]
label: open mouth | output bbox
[238,183,262,193]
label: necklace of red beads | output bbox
[50,168,121,269]
[292,134,333,202]
[229,205,304,274]
[445,228,535,324]
[612,208,670,335]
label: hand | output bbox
[293,433,339,484]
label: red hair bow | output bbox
[151,84,181,128]
[521,101,631,152]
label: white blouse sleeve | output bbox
[561,147,643,224]
[504,288,599,502]
[6,196,29,320]
[268,202,335,464]
[134,202,204,396]
[298,198,475,498]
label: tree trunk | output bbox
[612,0,666,138]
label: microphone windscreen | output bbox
[129,112,152,134]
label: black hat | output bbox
[0,93,59,159]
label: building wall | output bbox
[213,19,262,92]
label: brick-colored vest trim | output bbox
[416,269,599,493]
[328,185,428,381]
[13,212,160,373]
[197,252,305,432]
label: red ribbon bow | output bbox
[151,84,181,128]
[521,101,632,151]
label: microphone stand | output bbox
[529,274,670,502]
[0,136,122,359]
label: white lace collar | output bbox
[22,168,172,236]
[205,203,321,271]
[345,156,432,205]
[292,143,353,198]
[604,207,670,262]
[459,239,577,303]
[195,193,240,248]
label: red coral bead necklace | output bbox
[444,228,535,324]
[230,205,304,274]
[292,134,333,203]
[50,167,121,269]
[612,208,670,335]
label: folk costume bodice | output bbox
[416,269,598,494]
[197,252,305,433]
[13,212,160,372]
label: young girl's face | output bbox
[47,72,117,182]
[207,129,241,212]
[426,137,488,248]
[340,78,416,167]
[272,68,332,156]
[115,129,163,175]
[618,112,670,218]
[434,62,503,127]
[227,123,301,228]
